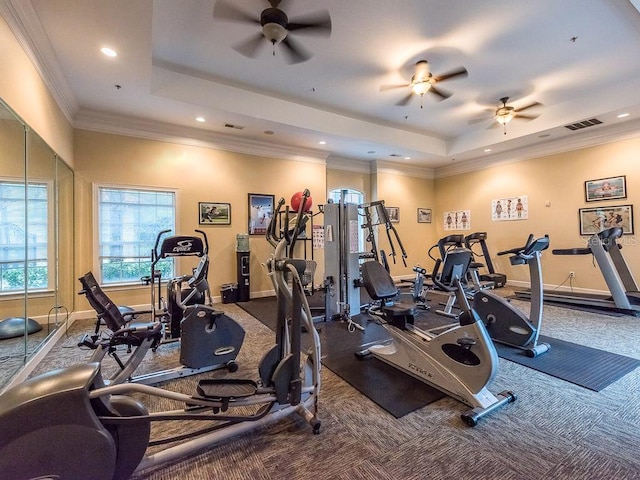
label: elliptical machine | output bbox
[473,234,551,358]
[357,259,516,426]
[0,191,321,480]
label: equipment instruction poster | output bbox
[491,195,528,221]
[443,210,471,230]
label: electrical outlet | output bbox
[569,271,575,278]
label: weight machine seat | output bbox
[78,271,162,348]
[361,261,416,318]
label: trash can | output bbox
[220,283,238,304]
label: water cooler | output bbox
[236,233,250,302]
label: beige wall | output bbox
[435,137,640,291]
[73,129,326,310]
[0,16,73,165]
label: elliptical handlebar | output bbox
[266,190,311,251]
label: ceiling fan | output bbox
[493,96,542,134]
[212,0,332,64]
[380,60,468,108]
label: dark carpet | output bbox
[240,294,640,396]
[494,334,640,391]
[237,297,444,418]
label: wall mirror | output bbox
[0,99,74,390]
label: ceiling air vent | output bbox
[224,123,244,130]
[389,153,402,157]
[564,118,603,131]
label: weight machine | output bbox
[323,194,407,328]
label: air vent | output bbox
[224,123,244,130]
[389,153,402,157]
[564,118,603,131]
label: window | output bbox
[96,185,176,285]
[0,180,49,292]
[328,188,363,206]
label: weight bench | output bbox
[78,271,163,384]
[361,260,417,330]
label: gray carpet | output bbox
[14,293,640,479]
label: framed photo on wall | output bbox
[248,193,275,235]
[417,208,432,223]
[578,204,633,235]
[385,206,400,223]
[199,202,231,225]
[584,175,626,202]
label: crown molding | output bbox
[326,156,372,174]
[0,0,78,121]
[74,110,329,165]
[435,117,640,178]
[374,160,435,179]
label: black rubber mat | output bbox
[494,335,640,391]
[237,297,444,417]
[322,348,445,418]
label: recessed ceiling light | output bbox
[617,113,630,118]
[404,156,411,160]
[484,148,492,153]
[195,116,205,123]
[100,47,117,57]
[319,141,326,145]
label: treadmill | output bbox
[516,227,640,315]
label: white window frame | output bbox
[93,183,178,286]
[0,177,53,294]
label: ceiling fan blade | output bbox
[380,83,411,92]
[287,11,332,36]
[468,116,489,125]
[514,101,542,113]
[428,85,452,100]
[515,113,539,121]
[232,32,267,58]
[213,0,259,24]
[433,67,468,83]
[281,36,312,64]
[395,93,414,107]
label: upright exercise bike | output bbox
[473,234,551,358]
[0,192,321,480]
[357,259,516,426]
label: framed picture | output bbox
[584,175,626,202]
[417,208,432,223]
[248,193,275,235]
[385,206,400,223]
[199,202,231,225]
[578,204,633,235]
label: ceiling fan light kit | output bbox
[263,22,287,44]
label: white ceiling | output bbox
[4,0,640,173]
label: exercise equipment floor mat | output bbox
[237,297,444,417]
[494,334,640,391]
